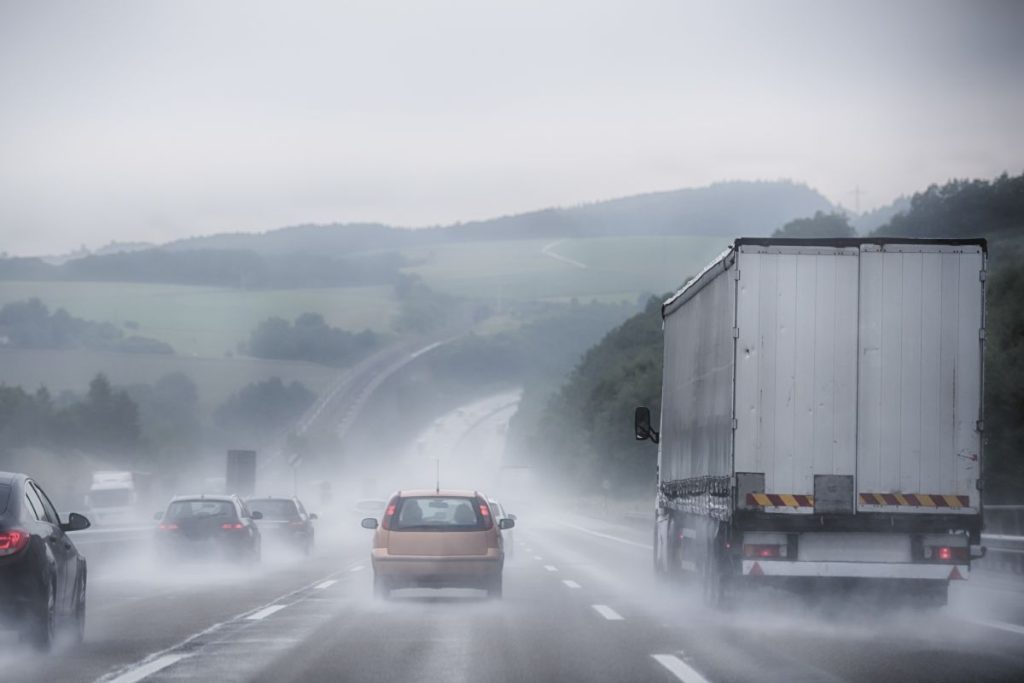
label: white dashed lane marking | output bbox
[105,654,188,683]
[246,605,287,621]
[562,580,581,589]
[544,565,558,572]
[350,565,365,572]
[652,654,711,683]
[314,580,337,590]
[592,604,623,621]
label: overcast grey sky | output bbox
[1,0,1022,255]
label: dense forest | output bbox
[509,172,1024,500]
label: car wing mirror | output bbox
[499,518,515,530]
[153,511,164,521]
[63,512,91,532]
[508,513,517,521]
[634,406,659,444]
[309,513,319,520]
[251,511,264,520]
[361,517,379,529]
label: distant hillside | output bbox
[851,196,911,234]
[156,180,835,255]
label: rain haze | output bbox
[1,0,1022,254]
[2,2,1024,683]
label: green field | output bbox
[0,282,399,358]
[0,347,338,414]
[401,235,729,301]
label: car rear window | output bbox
[247,499,299,521]
[392,497,487,531]
[0,483,10,515]
[165,500,236,520]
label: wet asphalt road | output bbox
[4,512,1024,683]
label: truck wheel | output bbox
[701,540,729,609]
[914,580,948,608]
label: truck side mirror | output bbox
[634,406,659,444]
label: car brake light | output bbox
[159,523,179,531]
[476,498,493,529]
[221,523,244,530]
[0,530,30,556]
[381,497,400,530]
[743,543,786,559]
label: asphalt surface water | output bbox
[4,513,1024,683]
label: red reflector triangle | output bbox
[948,566,965,581]
[749,561,764,576]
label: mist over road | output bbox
[3,393,1024,683]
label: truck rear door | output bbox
[856,243,984,513]
[734,245,860,511]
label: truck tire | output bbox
[701,537,729,610]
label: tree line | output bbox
[0,299,173,354]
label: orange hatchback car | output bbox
[361,489,515,598]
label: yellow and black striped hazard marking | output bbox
[858,493,970,508]
[746,493,814,508]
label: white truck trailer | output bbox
[635,238,986,606]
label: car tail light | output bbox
[0,530,30,556]
[924,545,968,562]
[476,498,493,529]
[221,522,244,530]
[159,523,179,531]
[743,543,786,559]
[381,497,400,530]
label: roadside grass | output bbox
[0,281,398,358]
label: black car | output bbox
[0,471,90,650]
[246,497,317,556]
[154,495,262,563]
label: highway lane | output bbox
[12,513,1023,682]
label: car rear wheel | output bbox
[486,573,503,599]
[373,574,390,600]
[73,571,87,644]
[26,578,56,652]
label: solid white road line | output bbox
[562,580,581,589]
[961,617,1024,637]
[561,522,654,550]
[246,605,287,621]
[652,654,711,683]
[544,565,558,572]
[105,654,187,683]
[534,555,543,560]
[314,580,338,590]
[592,605,624,621]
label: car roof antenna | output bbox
[435,458,440,494]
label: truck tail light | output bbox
[743,543,787,559]
[221,523,244,530]
[0,530,30,556]
[158,523,179,531]
[924,545,968,562]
